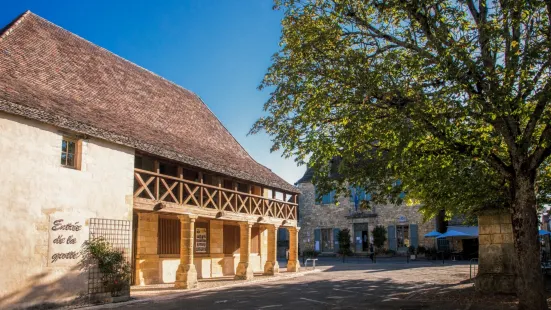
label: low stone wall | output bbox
[476,211,516,294]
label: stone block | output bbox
[479,225,492,235]
[479,234,491,245]
[500,213,512,224]
[500,223,512,234]
[235,262,254,280]
[491,233,503,244]
[490,224,502,234]
[502,233,513,244]
[478,215,491,226]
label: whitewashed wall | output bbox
[0,112,135,309]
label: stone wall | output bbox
[136,216,272,283]
[0,112,135,309]
[296,181,435,254]
[135,213,160,285]
[476,212,515,294]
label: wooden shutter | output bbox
[224,225,240,254]
[410,224,418,248]
[158,217,181,255]
[251,226,260,253]
[388,225,396,251]
[314,228,321,251]
[333,228,340,253]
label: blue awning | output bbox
[437,230,472,239]
[424,230,442,238]
[539,229,551,236]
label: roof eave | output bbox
[0,98,301,194]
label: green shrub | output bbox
[417,246,427,254]
[80,237,131,296]
[372,226,387,251]
[337,228,353,258]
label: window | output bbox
[61,137,80,169]
[223,224,240,254]
[158,217,181,255]
[315,187,335,205]
[195,221,209,254]
[321,190,335,204]
[396,225,409,248]
[321,228,334,252]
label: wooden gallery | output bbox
[0,12,300,308]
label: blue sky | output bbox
[0,0,306,185]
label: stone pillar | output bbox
[476,211,515,294]
[264,224,280,275]
[287,226,300,272]
[209,219,224,277]
[174,214,198,289]
[235,222,254,280]
[135,212,160,285]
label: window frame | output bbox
[194,220,210,254]
[60,137,81,170]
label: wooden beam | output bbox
[133,168,298,206]
[199,171,203,207]
[134,198,297,227]
[178,166,184,204]
[154,160,160,200]
[218,176,222,210]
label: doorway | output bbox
[354,223,370,252]
[362,231,369,251]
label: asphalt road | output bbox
[105,262,472,310]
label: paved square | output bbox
[94,258,521,310]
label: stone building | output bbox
[0,11,299,309]
[296,168,435,254]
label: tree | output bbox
[372,225,387,252]
[337,228,353,262]
[251,1,551,308]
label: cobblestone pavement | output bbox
[89,258,524,310]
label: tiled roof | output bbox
[0,11,298,193]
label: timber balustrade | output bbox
[133,168,297,220]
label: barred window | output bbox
[158,217,180,255]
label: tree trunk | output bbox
[512,173,547,310]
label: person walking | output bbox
[369,243,375,263]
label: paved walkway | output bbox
[85,258,512,310]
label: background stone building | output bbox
[296,168,436,254]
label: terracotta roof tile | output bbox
[0,11,298,193]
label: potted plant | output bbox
[81,237,131,298]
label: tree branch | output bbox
[529,124,551,169]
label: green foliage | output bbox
[417,246,427,254]
[408,246,416,255]
[371,225,387,250]
[80,237,131,296]
[251,0,551,218]
[337,228,353,256]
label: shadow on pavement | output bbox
[112,263,520,310]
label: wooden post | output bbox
[154,160,160,200]
[178,166,184,204]
[234,181,238,212]
[248,185,252,214]
[217,177,222,210]
[198,172,203,207]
